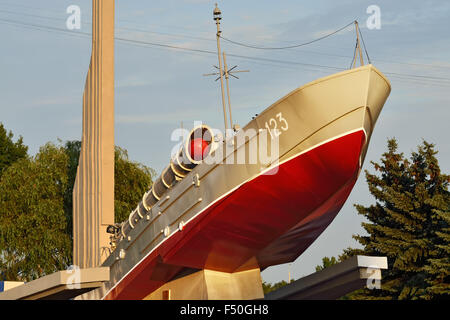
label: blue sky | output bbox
[0,0,449,284]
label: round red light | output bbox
[189,138,210,161]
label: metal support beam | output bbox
[265,256,388,300]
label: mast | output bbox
[205,5,249,133]
[213,4,229,134]
[352,21,364,68]
[222,51,233,130]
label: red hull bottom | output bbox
[105,130,366,300]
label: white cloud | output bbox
[116,108,210,125]
[116,76,153,89]
[30,95,78,108]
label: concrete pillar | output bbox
[73,0,115,268]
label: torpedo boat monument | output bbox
[0,1,390,301]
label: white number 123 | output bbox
[265,112,289,139]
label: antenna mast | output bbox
[213,4,229,134]
[206,4,249,133]
[352,21,365,68]
[222,51,249,130]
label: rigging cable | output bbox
[219,20,356,50]
[357,23,371,64]
[1,17,450,85]
[1,7,449,71]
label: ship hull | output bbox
[107,129,365,299]
[83,65,391,300]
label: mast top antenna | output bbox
[213,3,222,21]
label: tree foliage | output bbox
[62,140,81,239]
[345,138,449,299]
[114,146,156,223]
[0,123,28,177]
[0,138,156,281]
[262,279,295,295]
[0,143,71,281]
[315,256,339,272]
[61,141,156,225]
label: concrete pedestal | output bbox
[144,268,264,300]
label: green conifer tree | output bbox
[347,138,449,299]
[315,256,338,272]
[415,142,450,299]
